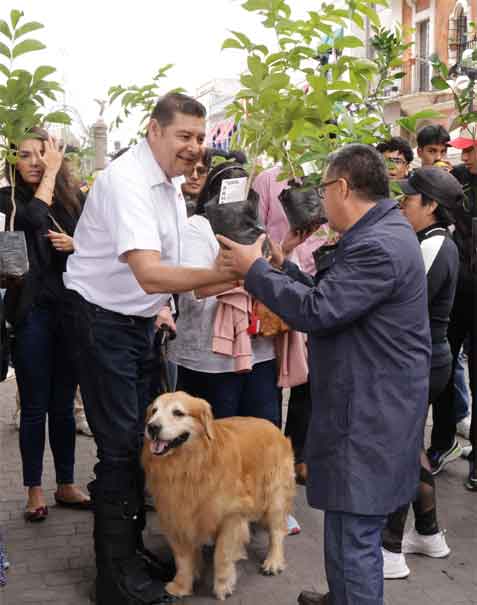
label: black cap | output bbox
[397,167,464,210]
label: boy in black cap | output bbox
[382,166,462,579]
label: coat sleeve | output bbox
[244,239,397,334]
[281,259,315,287]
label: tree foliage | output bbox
[223,0,423,184]
[0,9,71,229]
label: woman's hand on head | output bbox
[34,136,64,178]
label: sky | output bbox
[0,0,318,147]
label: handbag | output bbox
[252,300,289,337]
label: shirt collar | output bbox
[342,198,399,242]
[136,138,174,188]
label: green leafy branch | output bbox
[107,64,184,144]
[0,9,71,230]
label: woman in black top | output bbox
[382,167,461,579]
[0,128,89,521]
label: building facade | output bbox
[386,0,477,140]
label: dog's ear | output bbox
[199,400,214,440]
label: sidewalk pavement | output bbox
[1,377,476,605]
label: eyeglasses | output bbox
[317,178,341,199]
[386,157,407,166]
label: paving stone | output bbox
[1,376,475,604]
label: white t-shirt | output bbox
[168,214,275,373]
[64,139,187,317]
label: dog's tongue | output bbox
[150,440,169,455]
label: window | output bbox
[449,6,468,64]
[417,19,430,92]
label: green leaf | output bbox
[230,30,253,50]
[12,39,46,59]
[431,76,450,91]
[358,4,381,28]
[0,20,12,39]
[410,109,445,121]
[33,65,56,82]
[334,36,364,50]
[0,63,9,77]
[0,41,10,59]
[14,21,44,39]
[222,38,243,50]
[42,111,71,125]
[10,10,23,29]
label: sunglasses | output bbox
[192,165,208,177]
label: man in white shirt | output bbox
[63,93,233,605]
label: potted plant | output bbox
[0,9,70,281]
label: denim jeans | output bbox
[13,305,77,487]
[324,511,387,605]
[454,348,470,422]
[177,360,281,426]
[62,291,155,498]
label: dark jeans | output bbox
[14,305,77,487]
[324,511,387,605]
[177,360,281,426]
[62,291,155,498]
[431,285,475,464]
[284,381,311,464]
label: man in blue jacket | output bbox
[217,144,431,605]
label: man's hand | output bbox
[216,234,267,278]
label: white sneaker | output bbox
[287,514,301,536]
[456,415,471,441]
[402,527,450,558]
[382,548,410,579]
[75,415,93,437]
[461,445,472,460]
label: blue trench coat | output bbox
[245,199,431,515]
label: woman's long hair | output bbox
[5,127,81,217]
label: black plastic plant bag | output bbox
[205,189,266,245]
[0,231,29,281]
[279,184,327,231]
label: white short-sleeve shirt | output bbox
[64,139,187,317]
[168,215,275,372]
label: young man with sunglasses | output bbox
[216,144,431,605]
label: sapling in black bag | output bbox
[279,181,327,232]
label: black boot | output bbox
[94,491,176,605]
[297,591,330,605]
[135,503,176,583]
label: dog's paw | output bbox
[261,557,285,576]
[214,581,235,600]
[165,580,193,597]
[214,572,237,600]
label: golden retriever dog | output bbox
[141,391,295,600]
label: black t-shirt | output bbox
[417,224,459,368]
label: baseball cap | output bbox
[397,167,464,210]
[449,124,477,149]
